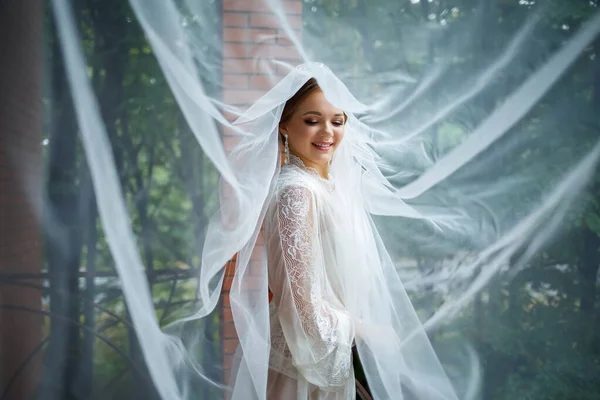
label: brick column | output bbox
[0,1,44,398]
[220,0,303,385]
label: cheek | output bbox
[289,124,316,148]
[296,125,319,143]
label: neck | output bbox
[311,163,329,180]
[291,153,329,180]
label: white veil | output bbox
[48,0,600,398]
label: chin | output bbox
[311,154,332,165]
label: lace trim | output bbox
[287,153,335,192]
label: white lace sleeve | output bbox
[275,184,354,389]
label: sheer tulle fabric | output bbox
[49,0,600,399]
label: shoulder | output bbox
[276,172,315,218]
[277,184,313,209]
[277,165,316,199]
[276,184,313,225]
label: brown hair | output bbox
[279,77,321,127]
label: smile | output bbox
[312,142,333,151]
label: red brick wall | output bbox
[220,0,303,384]
[0,1,44,398]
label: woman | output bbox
[220,66,461,400]
[259,77,452,399]
[264,78,356,399]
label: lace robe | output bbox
[265,154,356,399]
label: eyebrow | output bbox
[302,111,344,117]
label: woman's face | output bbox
[280,89,345,170]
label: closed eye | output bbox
[304,119,344,126]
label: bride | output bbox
[265,78,357,398]
[227,72,459,400]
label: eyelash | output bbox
[304,120,344,126]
